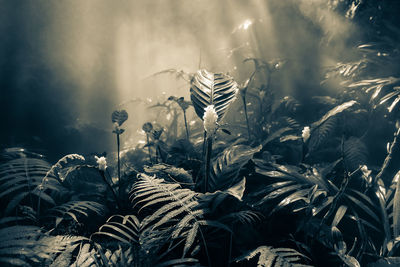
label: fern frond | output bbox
[308,101,357,152]
[143,163,194,187]
[92,215,140,245]
[70,243,97,267]
[131,174,200,230]
[308,117,338,152]
[47,200,106,226]
[219,210,263,225]
[0,225,84,266]
[44,154,85,183]
[343,137,368,171]
[236,246,312,267]
[0,157,63,216]
[131,174,228,257]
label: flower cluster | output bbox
[95,155,107,171]
[203,105,218,136]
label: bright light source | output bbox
[240,19,253,30]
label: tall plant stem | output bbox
[183,109,190,140]
[204,136,213,193]
[202,131,207,158]
[116,133,121,197]
[242,95,251,139]
[146,134,152,163]
[100,170,121,210]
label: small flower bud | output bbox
[302,126,310,142]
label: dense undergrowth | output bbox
[2,1,400,266]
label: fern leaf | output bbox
[308,117,338,152]
[171,209,205,238]
[0,157,62,216]
[236,246,312,267]
[307,100,356,152]
[343,137,368,171]
[93,215,140,244]
[47,201,106,226]
[183,221,199,257]
[45,154,85,183]
[147,201,198,230]
[0,225,83,266]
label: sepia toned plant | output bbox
[203,105,218,137]
[112,109,128,200]
[190,69,238,192]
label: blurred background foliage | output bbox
[1,0,398,162]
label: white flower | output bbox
[302,126,310,142]
[203,105,218,136]
[95,156,107,171]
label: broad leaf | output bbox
[190,69,238,120]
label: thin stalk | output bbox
[204,136,213,193]
[100,170,121,210]
[202,131,207,158]
[183,109,190,140]
[146,134,152,163]
[156,144,162,163]
[242,95,251,139]
[116,133,121,198]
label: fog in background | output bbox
[0,0,360,161]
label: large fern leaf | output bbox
[0,225,84,266]
[130,174,200,231]
[44,154,86,183]
[0,157,62,216]
[47,200,107,227]
[71,243,137,267]
[130,174,228,257]
[190,69,238,120]
[343,137,368,171]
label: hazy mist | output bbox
[0,0,361,160]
